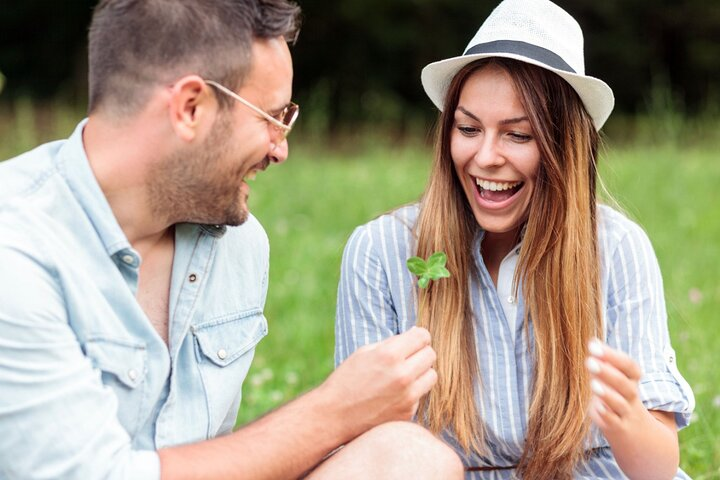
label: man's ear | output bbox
[167,75,215,142]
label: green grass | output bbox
[237,142,432,420]
[1,108,717,477]
[600,146,720,478]
[244,142,720,478]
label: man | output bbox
[0,0,463,479]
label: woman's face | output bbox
[450,65,541,238]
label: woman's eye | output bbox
[509,132,532,142]
[457,125,480,136]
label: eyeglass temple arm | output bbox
[204,80,290,132]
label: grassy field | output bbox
[243,141,720,478]
[1,109,718,477]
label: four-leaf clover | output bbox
[406,251,451,288]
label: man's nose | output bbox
[268,138,289,164]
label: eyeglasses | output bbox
[205,80,299,139]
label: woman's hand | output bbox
[585,339,647,435]
[585,339,679,480]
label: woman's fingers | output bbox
[589,377,632,418]
[585,356,640,403]
[588,396,610,430]
[588,338,642,382]
[586,339,646,430]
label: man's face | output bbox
[151,38,294,226]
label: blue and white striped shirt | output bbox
[336,203,694,479]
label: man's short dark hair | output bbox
[87,0,301,116]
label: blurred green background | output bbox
[1,0,719,477]
[2,0,719,133]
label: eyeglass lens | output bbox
[280,104,299,128]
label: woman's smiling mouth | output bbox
[474,177,524,203]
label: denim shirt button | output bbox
[189,273,198,283]
[128,369,138,381]
[507,296,515,304]
[122,254,135,265]
[217,349,227,360]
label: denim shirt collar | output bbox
[55,119,228,259]
[56,119,132,258]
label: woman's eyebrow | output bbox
[499,116,529,125]
[457,106,480,122]
[457,107,528,126]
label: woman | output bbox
[335,0,694,478]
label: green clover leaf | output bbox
[406,251,451,289]
[407,256,428,276]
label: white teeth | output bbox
[245,170,258,181]
[475,178,521,191]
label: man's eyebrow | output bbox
[268,103,291,117]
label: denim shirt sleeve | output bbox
[0,233,160,480]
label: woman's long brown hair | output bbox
[414,58,603,479]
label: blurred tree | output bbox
[292,0,496,133]
[558,0,720,114]
[0,0,717,127]
[0,0,94,100]
[292,0,720,130]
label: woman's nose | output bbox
[473,136,505,169]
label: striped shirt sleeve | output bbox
[602,213,695,429]
[335,224,401,366]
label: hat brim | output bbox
[421,52,614,130]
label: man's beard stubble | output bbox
[147,116,249,227]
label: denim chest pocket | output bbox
[191,309,268,436]
[83,338,148,435]
[192,309,267,366]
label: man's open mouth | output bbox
[244,169,260,181]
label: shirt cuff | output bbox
[124,450,161,480]
[639,371,694,429]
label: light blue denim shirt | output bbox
[0,121,270,479]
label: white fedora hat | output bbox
[421,0,614,130]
